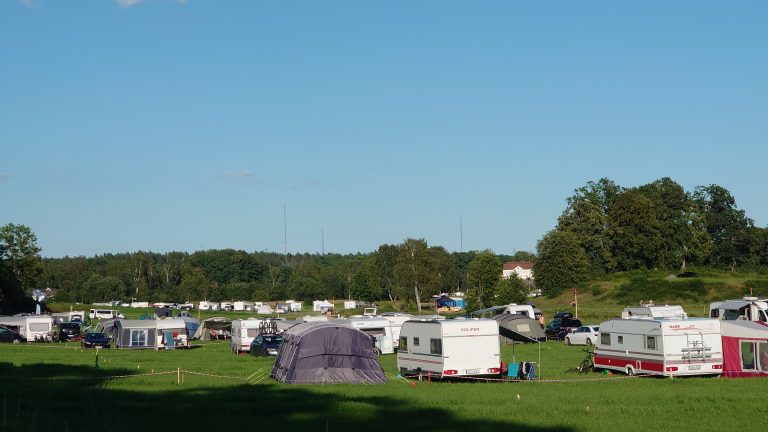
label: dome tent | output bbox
[271,322,386,384]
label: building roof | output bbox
[503,261,534,270]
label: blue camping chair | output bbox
[507,363,520,379]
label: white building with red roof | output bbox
[502,261,534,280]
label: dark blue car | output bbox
[249,334,283,356]
[81,332,110,349]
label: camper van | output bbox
[0,316,54,342]
[709,297,768,322]
[89,309,124,320]
[595,317,723,377]
[230,319,270,353]
[330,317,395,354]
[397,319,501,379]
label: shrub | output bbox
[612,276,707,304]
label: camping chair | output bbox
[507,363,520,380]
[164,331,175,350]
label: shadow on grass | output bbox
[0,362,575,432]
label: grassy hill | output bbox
[531,267,768,323]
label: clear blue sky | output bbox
[2,0,766,258]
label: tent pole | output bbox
[538,341,541,381]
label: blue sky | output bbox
[1,0,766,258]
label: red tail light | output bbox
[665,366,678,372]
[443,370,458,375]
[487,368,500,374]
[712,364,723,370]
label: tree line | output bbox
[534,177,768,296]
[1,224,533,311]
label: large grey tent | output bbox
[114,320,159,349]
[271,322,387,384]
[492,314,546,344]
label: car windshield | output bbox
[263,336,283,344]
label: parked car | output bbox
[249,334,283,356]
[0,326,26,343]
[81,332,110,349]
[564,325,600,346]
[58,322,82,341]
[545,317,583,340]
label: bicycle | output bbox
[565,349,596,374]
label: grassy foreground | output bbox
[0,339,763,432]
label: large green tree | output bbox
[694,184,754,269]
[493,274,528,305]
[467,250,501,309]
[0,223,43,293]
[636,178,711,269]
[608,190,662,270]
[534,230,589,296]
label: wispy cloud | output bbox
[19,0,38,7]
[117,0,187,8]
[222,170,253,179]
[0,173,11,181]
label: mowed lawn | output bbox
[0,340,762,432]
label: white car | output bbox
[564,325,600,346]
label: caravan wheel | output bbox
[626,366,635,376]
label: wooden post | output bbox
[177,367,180,385]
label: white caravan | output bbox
[330,317,395,354]
[230,319,271,353]
[397,319,501,378]
[709,297,768,322]
[595,318,723,377]
[380,313,413,347]
[89,309,124,320]
[0,315,54,342]
[621,305,687,319]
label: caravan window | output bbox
[413,337,420,346]
[399,337,407,351]
[759,343,768,371]
[601,333,611,345]
[617,336,624,344]
[430,338,442,355]
[645,336,657,350]
[247,329,260,337]
[130,329,148,347]
[29,323,50,332]
[741,341,756,370]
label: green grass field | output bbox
[0,338,763,432]
[20,271,768,432]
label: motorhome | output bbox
[230,319,271,353]
[0,315,54,342]
[330,317,395,354]
[88,309,124,320]
[621,305,687,319]
[220,301,234,311]
[595,317,723,377]
[397,319,501,379]
[709,297,768,322]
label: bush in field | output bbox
[612,277,707,304]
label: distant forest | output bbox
[2,177,767,312]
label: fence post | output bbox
[177,367,180,385]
